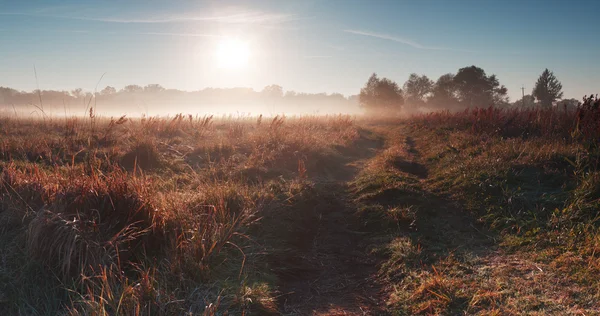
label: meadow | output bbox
[1,95,600,315]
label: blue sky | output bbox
[1,0,598,101]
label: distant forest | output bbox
[0,84,360,116]
[0,65,583,116]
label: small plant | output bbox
[228,121,245,138]
[269,115,285,133]
[100,115,127,145]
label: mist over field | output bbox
[0,68,582,119]
[0,86,362,117]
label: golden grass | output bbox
[2,106,600,314]
[0,113,362,315]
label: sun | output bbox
[215,38,250,69]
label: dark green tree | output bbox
[359,73,404,114]
[533,69,563,108]
[453,66,508,107]
[428,73,460,109]
[403,73,433,107]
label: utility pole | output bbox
[521,85,525,106]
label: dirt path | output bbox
[271,126,600,315]
[272,128,497,315]
[273,133,388,315]
[272,128,534,315]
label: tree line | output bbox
[359,65,571,113]
[0,84,360,115]
[0,66,573,115]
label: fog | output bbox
[0,85,362,118]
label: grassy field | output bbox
[1,100,600,315]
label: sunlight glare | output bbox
[215,38,250,70]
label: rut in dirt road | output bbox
[267,133,388,315]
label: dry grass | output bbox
[3,103,600,315]
[0,113,362,315]
[350,104,600,314]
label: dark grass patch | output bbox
[391,157,428,179]
[121,141,161,170]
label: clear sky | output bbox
[1,0,598,101]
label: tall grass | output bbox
[411,97,600,143]
[0,113,360,314]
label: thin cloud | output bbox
[304,55,333,59]
[0,11,295,24]
[45,29,90,34]
[19,28,218,38]
[344,29,477,53]
[135,32,220,38]
[327,45,346,51]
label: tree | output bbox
[144,84,165,93]
[122,85,143,93]
[284,91,297,98]
[329,93,345,100]
[556,98,578,110]
[100,86,117,96]
[359,73,404,114]
[261,85,283,98]
[512,94,535,108]
[71,88,84,98]
[453,66,508,107]
[428,73,460,109]
[533,69,563,108]
[0,87,20,104]
[490,75,510,106]
[403,73,433,107]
